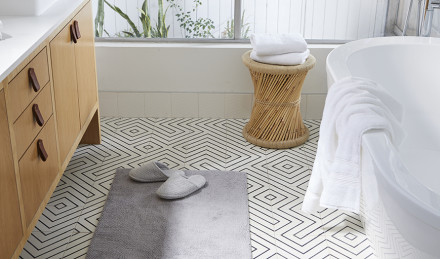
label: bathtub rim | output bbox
[326,36,440,86]
[326,36,440,231]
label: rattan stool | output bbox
[242,50,315,149]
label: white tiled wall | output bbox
[99,91,326,119]
[95,44,331,95]
[306,94,327,120]
[95,44,331,120]
[117,93,145,117]
[198,94,225,118]
[224,94,253,119]
[98,92,118,117]
[145,93,172,117]
[171,93,199,118]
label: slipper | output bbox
[129,161,184,182]
[156,174,206,200]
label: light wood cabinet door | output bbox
[50,23,81,164]
[0,90,23,259]
[19,116,59,227]
[74,1,98,128]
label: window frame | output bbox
[95,0,354,44]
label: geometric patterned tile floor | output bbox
[19,117,376,259]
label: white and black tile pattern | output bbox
[19,117,375,259]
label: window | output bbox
[93,0,388,41]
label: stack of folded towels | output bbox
[250,33,309,66]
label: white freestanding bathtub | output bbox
[326,37,440,259]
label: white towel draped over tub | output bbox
[302,77,405,214]
[250,33,308,56]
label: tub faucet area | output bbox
[422,0,440,36]
[403,0,440,36]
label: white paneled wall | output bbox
[93,0,389,40]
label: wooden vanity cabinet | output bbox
[74,3,98,128]
[0,0,100,258]
[50,0,98,164]
[0,90,23,259]
[19,116,59,227]
[50,18,81,164]
[7,48,50,123]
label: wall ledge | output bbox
[95,41,340,50]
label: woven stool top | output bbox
[242,50,316,75]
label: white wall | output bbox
[96,43,334,119]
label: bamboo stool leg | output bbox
[241,51,316,149]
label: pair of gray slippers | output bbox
[129,161,206,199]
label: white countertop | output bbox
[0,0,85,83]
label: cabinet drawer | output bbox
[8,47,50,122]
[19,116,59,227]
[14,83,53,159]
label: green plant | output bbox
[95,0,105,37]
[104,0,141,37]
[168,0,215,38]
[104,0,169,38]
[154,0,170,38]
[139,0,152,37]
[222,10,251,39]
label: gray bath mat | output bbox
[86,169,251,259]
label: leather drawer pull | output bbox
[70,24,78,43]
[28,68,40,92]
[73,20,81,39]
[37,139,48,162]
[32,104,44,127]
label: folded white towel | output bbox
[302,77,405,214]
[250,33,307,56]
[250,49,310,66]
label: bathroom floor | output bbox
[19,117,374,259]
